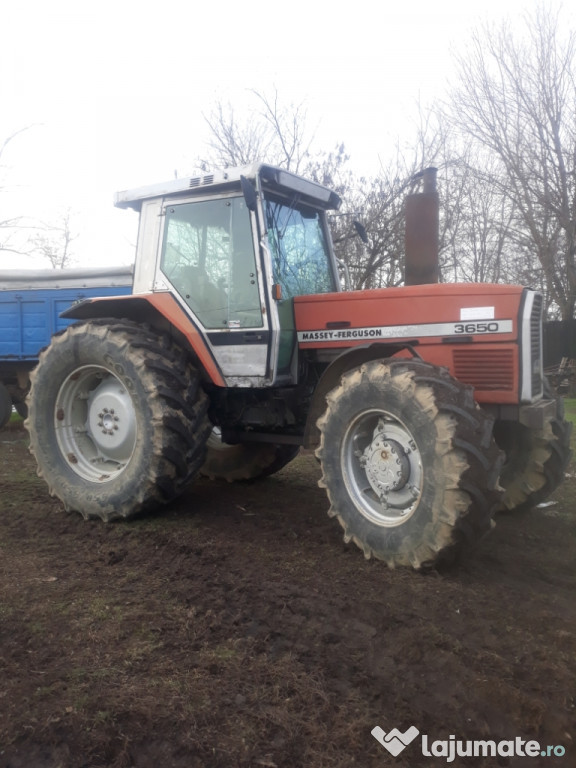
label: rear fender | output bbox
[61,293,225,386]
[303,343,420,448]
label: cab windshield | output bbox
[264,196,336,299]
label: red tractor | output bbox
[26,164,571,568]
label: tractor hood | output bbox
[294,283,526,347]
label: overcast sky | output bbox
[0,0,568,269]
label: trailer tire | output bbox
[0,382,12,429]
[316,359,503,569]
[27,319,211,521]
[495,386,572,512]
[201,430,300,481]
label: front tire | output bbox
[27,320,211,521]
[316,359,503,569]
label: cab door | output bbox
[158,194,271,382]
[262,194,339,384]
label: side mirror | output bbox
[240,176,258,212]
[353,220,369,244]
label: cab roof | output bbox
[114,163,341,212]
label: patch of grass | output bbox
[3,410,25,432]
[564,398,576,424]
[85,597,124,622]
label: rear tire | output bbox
[316,359,503,569]
[201,429,300,481]
[27,319,211,521]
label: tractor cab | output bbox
[115,164,342,387]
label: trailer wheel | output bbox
[316,359,503,569]
[495,387,572,512]
[0,382,12,429]
[201,428,300,481]
[27,319,210,521]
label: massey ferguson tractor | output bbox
[26,164,572,569]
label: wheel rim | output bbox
[55,365,138,482]
[341,409,423,526]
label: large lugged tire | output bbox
[0,382,12,429]
[201,429,300,481]
[316,359,503,569]
[494,388,572,512]
[26,319,211,521]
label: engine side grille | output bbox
[453,348,515,390]
[530,293,543,397]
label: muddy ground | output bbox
[0,419,575,768]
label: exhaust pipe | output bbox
[404,167,439,285]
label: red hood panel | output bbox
[293,284,523,346]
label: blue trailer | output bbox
[0,266,133,427]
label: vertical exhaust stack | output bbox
[404,167,439,285]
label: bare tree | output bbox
[196,89,466,292]
[334,169,412,290]
[201,101,272,169]
[339,109,464,290]
[0,127,39,259]
[32,209,78,269]
[447,4,576,319]
[200,88,315,173]
[438,149,516,285]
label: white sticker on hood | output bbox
[460,306,495,321]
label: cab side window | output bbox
[161,197,263,329]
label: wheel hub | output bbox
[342,411,423,527]
[87,378,136,460]
[363,437,410,494]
